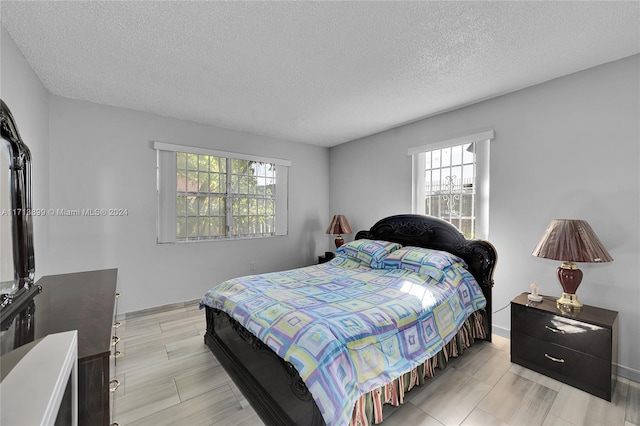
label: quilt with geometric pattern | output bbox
[200,254,486,426]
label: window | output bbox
[155,142,290,243]
[409,130,493,239]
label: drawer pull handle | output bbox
[545,326,564,334]
[113,321,122,329]
[111,336,120,346]
[544,353,565,363]
[115,292,120,299]
[109,378,121,392]
[112,350,122,358]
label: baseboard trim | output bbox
[617,364,640,383]
[121,299,200,320]
[492,324,510,339]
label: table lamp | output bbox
[326,215,352,248]
[532,219,612,311]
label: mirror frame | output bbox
[0,99,38,330]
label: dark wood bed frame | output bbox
[203,214,498,426]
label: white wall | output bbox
[329,55,640,381]
[0,26,50,279]
[46,96,330,313]
[2,22,332,316]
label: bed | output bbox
[200,214,497,426]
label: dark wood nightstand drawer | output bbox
[511,304,610,359]
[510,293,618,402]
[511,331,612,400]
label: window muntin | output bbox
[155,142,289,243]
[423,143,476,238]
[175,152,277,241]
[229,159,276,238]
[409,130,492,240]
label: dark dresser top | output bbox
[512,292,618,329]
[34,268,118,360]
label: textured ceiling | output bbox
[1,1,639,147]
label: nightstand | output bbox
[318,251,335,264]
[510,292,618,401]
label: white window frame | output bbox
[154,141,290,243]
[409,129,493,240]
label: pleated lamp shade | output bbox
[326,215,352,248]
[532,219,612,311]
[532,219,612,263]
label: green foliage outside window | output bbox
[176,153,276,240]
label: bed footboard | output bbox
[204,306,325,426]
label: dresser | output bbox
[32,269,119,425]
[510,292,618,401]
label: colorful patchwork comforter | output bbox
[200,247,486,426]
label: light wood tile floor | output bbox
[112,303,639,426]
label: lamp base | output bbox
[556,292,583,311]
[556,262,583,312]
[334,235,344,248]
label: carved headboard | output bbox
[355,214,498,326]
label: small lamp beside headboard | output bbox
[326,214,352,248]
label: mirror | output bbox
[1,141,15,295]
[0,99,37,326]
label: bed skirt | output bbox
[350,310,487,426]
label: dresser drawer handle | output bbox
[545,325,564,334]
[111,336,120,346]
[109,378,121,392]
[113,321,122,328]
[544,353,565,363]
[112,349,122,358]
